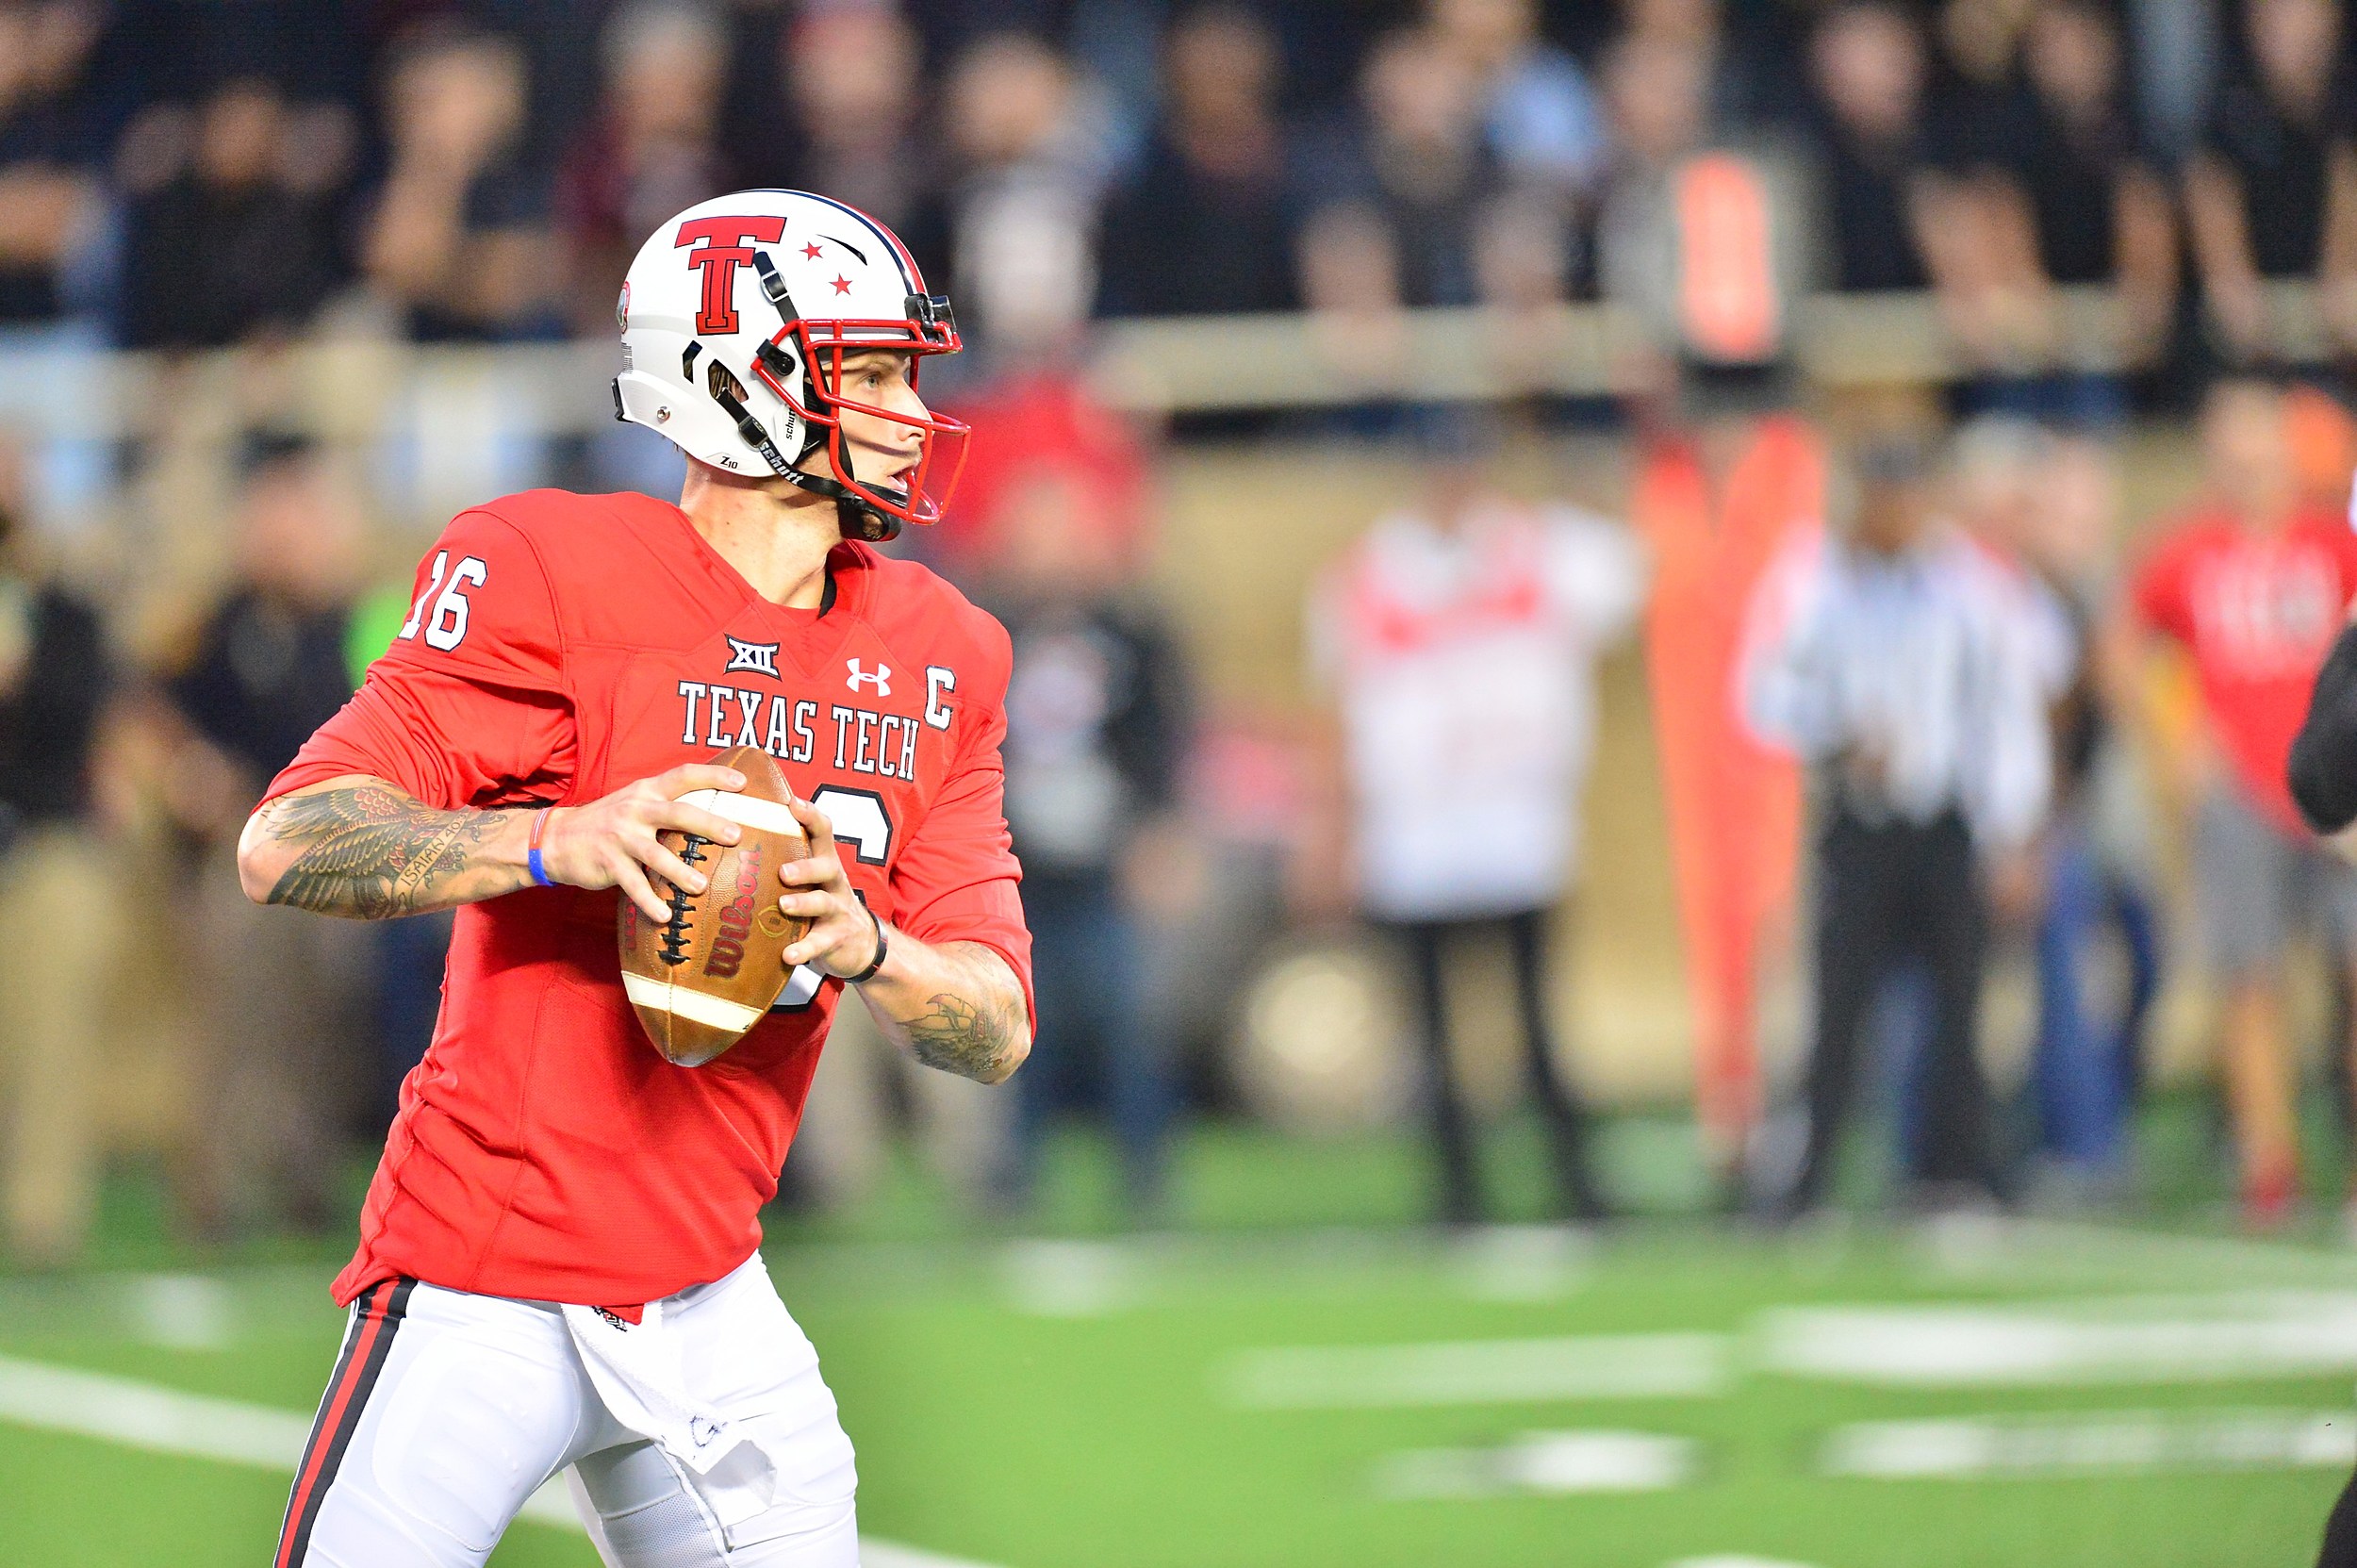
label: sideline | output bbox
[0,1352,996,1568]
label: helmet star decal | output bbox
[831,275,852,295]
[802,242,823,259]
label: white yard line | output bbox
[0,1352,311,1469]
[1230,1288,2357,1411]
[1224,1332,1730,1409]
[1915,1216,2357,1289]
[1759,1292,2357,1387]
[0,1353,1000,1566]
[1821,1408,2357,1479]
[1376,1429,1696,1498]
[999,1239,1142,1318]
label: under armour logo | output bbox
[846,658,891,695]
[725,636,780,678]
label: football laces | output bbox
[658,836,711,968]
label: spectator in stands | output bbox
[362,25,561,342]
[1294,28,1501,318]
[116,78,351,349]
[1747,431,2051,1218]
[1598,27,1815,382]
[0,437,110,1263]
[555,1,730,338]
[2011,0,2177,369]
[2111,376,2357,1229]
[1429,0,1607,201]
[940,32,1103,357]
[1892,0,2175,411]
[0,1,107,332]
[1310,425,1640,1225]
[768,3,933,245]
[162,437,371,1238]
[981,464,1193,1220]
[1598,25,1712,188]
[1924,0,2037,178]
[1803,2,1938,294]
[1096,5,1297,318]
[2184,0,2357,366]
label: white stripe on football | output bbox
[675,788,806,840]
[619,970,769,1032]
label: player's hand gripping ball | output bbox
[617,745,813,1065]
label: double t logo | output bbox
[675,215,788,335]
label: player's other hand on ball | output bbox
[776,794,882,979]
[539,764,748,923]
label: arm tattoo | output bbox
[895,969,1028,1082]
[256,785,510,919]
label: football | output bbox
[617,744,812,1066]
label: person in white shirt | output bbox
[1746,431,2052,1216]
[1310,448,1646,1224]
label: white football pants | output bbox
[274,1252,859,1567]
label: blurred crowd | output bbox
[14,0,2357,1265]
[1306,372,2357,1235]
[0,0,2351,385]
[12,377,2357,1259]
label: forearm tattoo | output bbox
[891,949,1030,1082]
[256,785,511,919]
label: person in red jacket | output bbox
[235,190,1032,1567]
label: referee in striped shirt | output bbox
[1746,432,2053,1217]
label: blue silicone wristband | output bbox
[527,807,556,888]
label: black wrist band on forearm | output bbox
[846,903,889,984]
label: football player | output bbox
[235,190,1033,1567]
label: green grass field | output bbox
[4,1114,2354,1567]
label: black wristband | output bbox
[845,901,889,984]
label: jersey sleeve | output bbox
[261,507,576,808]
[889,621,1034,1026]
[374,507,567,692]
[263,664,576,809]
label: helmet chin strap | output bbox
[780,462,904,544]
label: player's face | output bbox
[816,349,928,487]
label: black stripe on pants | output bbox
[275,1278,416,1565]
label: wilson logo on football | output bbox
[846,658,891,695]
[703,848,762,981]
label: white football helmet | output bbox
[612,190,967,541]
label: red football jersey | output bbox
[263,489,1031,1308]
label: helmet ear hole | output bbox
[707,360,747,403]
